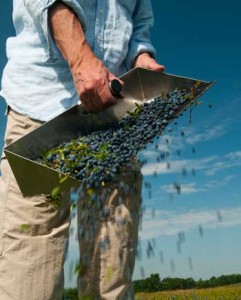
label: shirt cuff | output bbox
[125,42,156,70]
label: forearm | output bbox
[48,2,118,113]
[48,2,93,69]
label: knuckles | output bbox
[73,68,116,111]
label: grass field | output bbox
[135,283,241,300]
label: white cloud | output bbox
[205,161,232,176]
[139,150,162,160]
[226,151,241,160]
[139,122,228,169]
[139,207,241,240]
[139,134,183,161]
[141,160,181,176]
[202,175,235,189]
[185,124,228,145]
[141,156,217,176]
[140,147,241,177]
[205,152,241,176]
[161,182,205,194]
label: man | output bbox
[0,1,164,299]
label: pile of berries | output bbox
[37,88,200,189]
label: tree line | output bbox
[133,273,241,292]
[64,274,241,298]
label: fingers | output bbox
[149,60,165,72]
[97,79,117,109]
[134,52,165,73]
[80,92,101,113]
[136,58,165,72]
[79,74,117,113]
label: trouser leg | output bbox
[0,109,70,300]
[77,164,142,300]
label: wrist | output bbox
[69,43,95,70]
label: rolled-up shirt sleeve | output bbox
[23,0,86,61]
[125,0,156,70]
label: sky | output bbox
[1,0,241,289]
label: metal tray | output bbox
[4,67,214,196]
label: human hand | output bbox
[71,54,123,113]
[49,2,122,113]
[133,52,165,72]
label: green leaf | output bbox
[20,224,31,232]
[59,173,70,184]
[51,186,61,199]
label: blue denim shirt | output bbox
[1,0,156,121]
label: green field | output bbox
[135,284,241,300]
[64,284,241,299]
